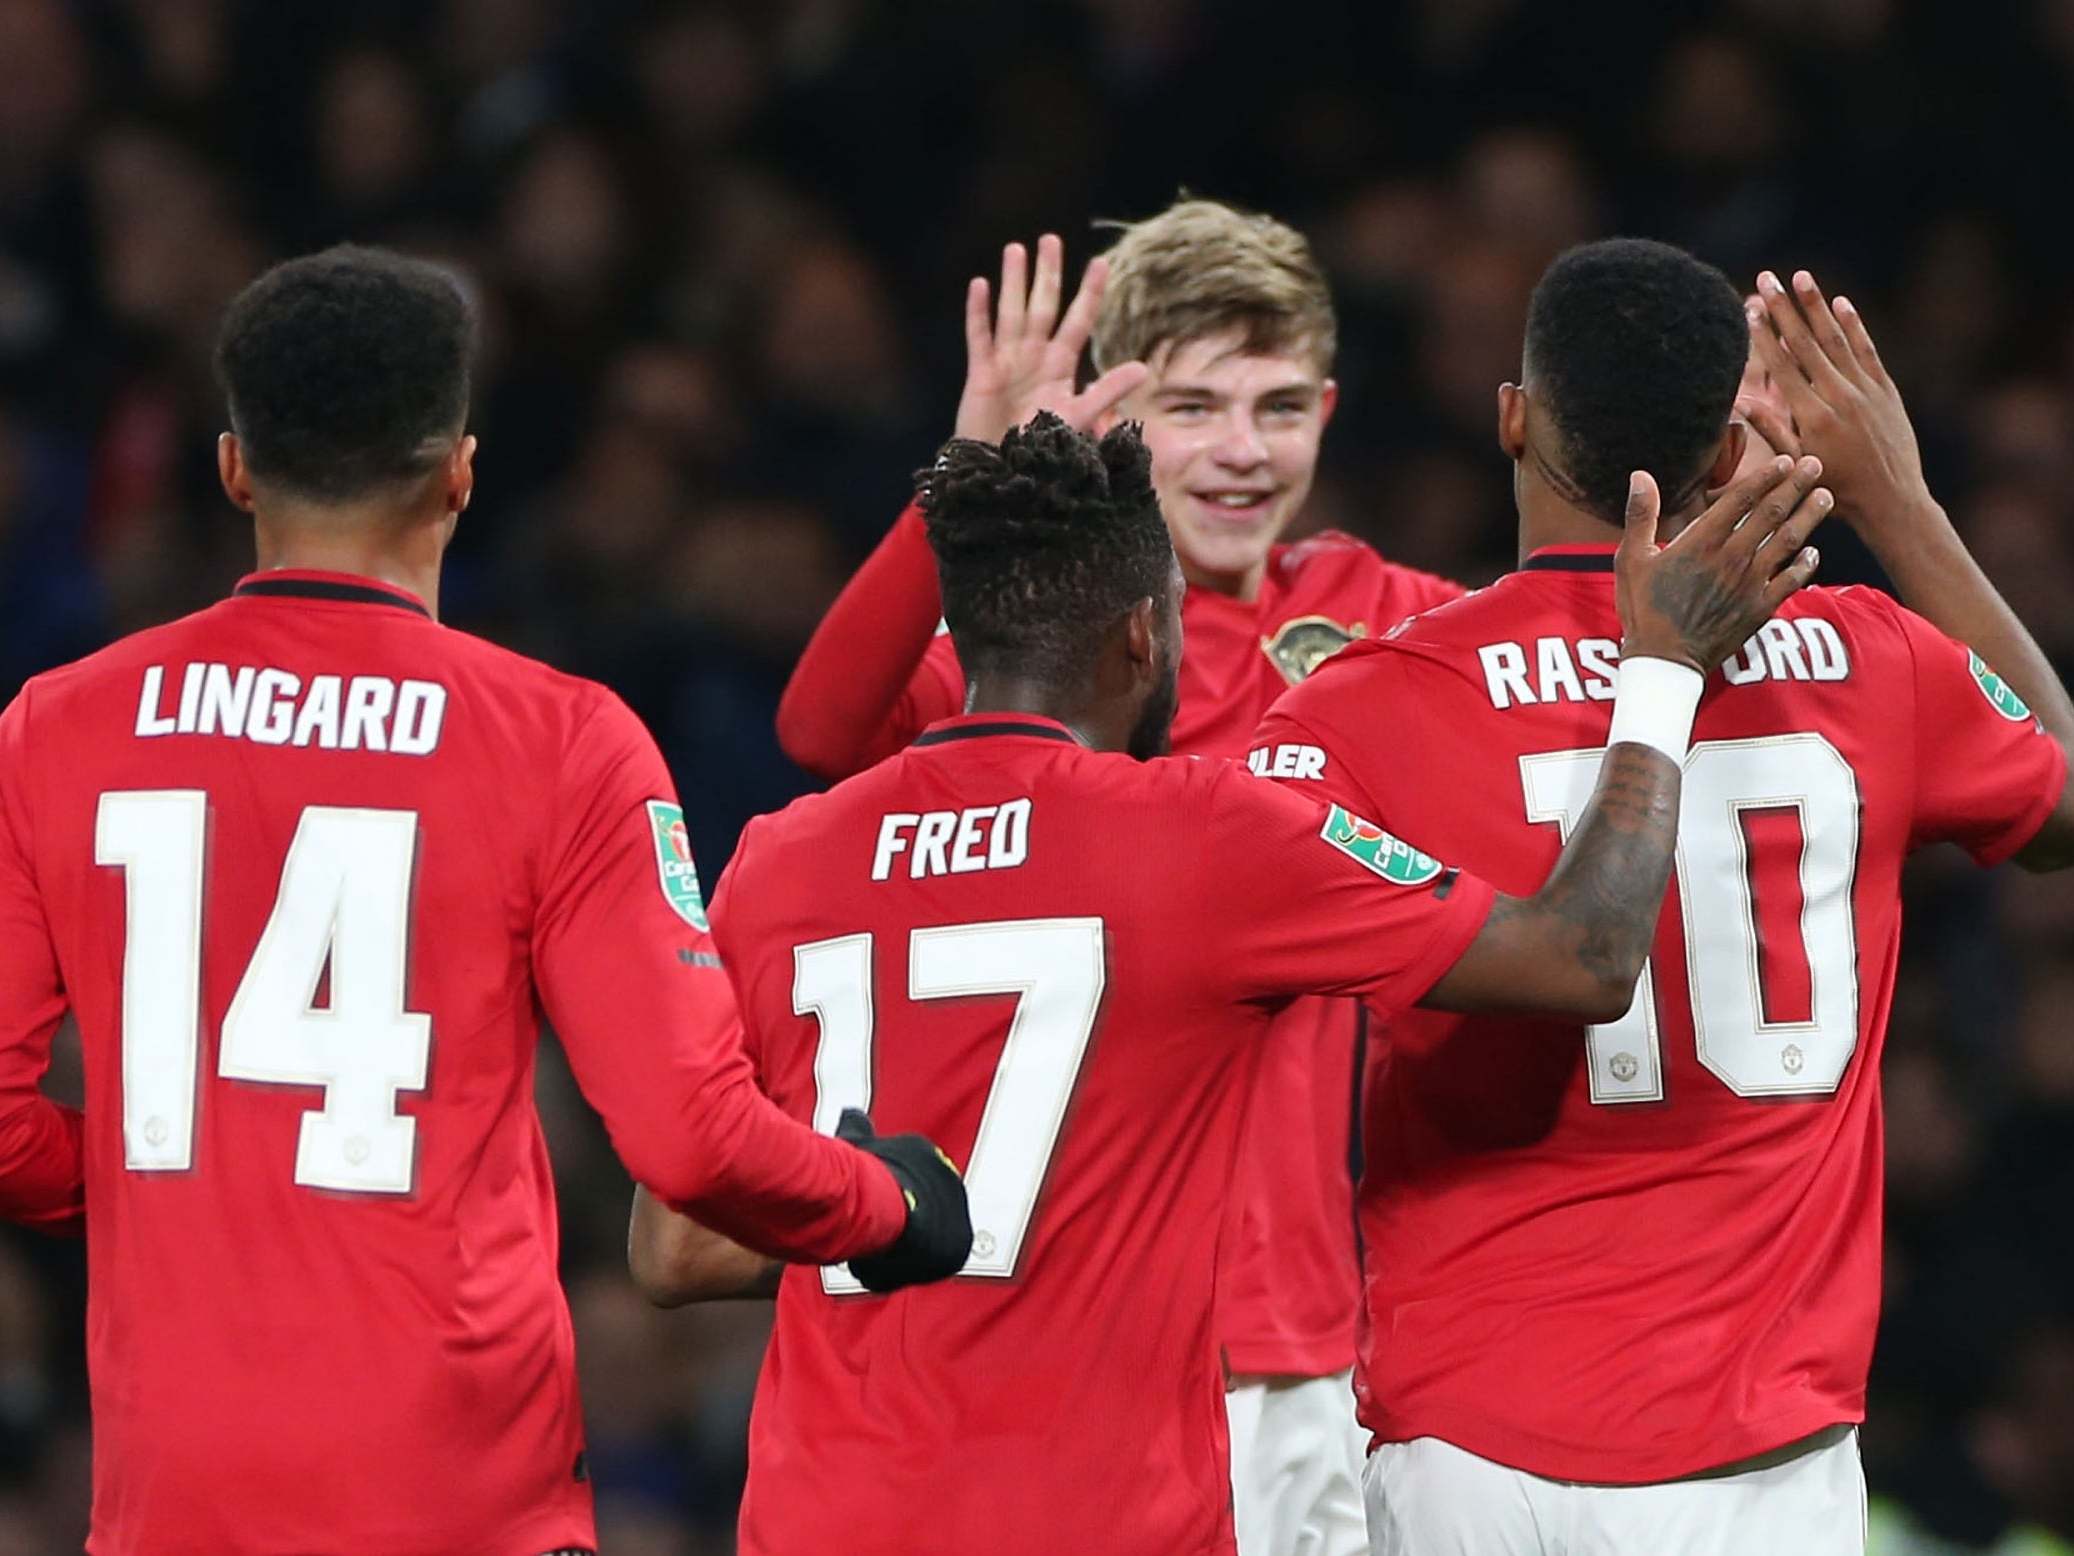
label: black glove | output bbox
[836,1108,973,1292]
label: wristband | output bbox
[1606,656,1704,763]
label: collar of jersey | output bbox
[232,569,433,618]
[1522,543,1617,574]
[912,712,1086,748]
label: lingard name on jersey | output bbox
[133,663,447,754]
[1477,618,1851,710]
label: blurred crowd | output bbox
[1,0,2072,1551]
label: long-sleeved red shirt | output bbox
[778,503,1464,1375]
[0,569,906,1556]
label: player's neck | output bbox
[1514,477,1698,566]
[252,510,448,621]
[961,675,1114,751]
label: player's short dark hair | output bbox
[1523,238,1746,522]
[916,413,1173,686]
[213,244,476,503]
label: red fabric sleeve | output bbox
[1883,599,2071,865]
[777,501,965,779]
[1203,761,1494,1018]
[0,694,84,1233]
[1246,697,1393,820]
[533,686,906,1263]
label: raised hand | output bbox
[1747,269,1932,537]
[953,234,1151,443]
[1616,457,1828,674]
[1732,297,1799,463]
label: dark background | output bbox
[1,1,2071,1550]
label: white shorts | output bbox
[1363,1427,1866,1556]
[1226,1369,1371,1556]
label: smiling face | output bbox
[1104,330,1337,600]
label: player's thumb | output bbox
[1619,470,1660,555]
[1072,360,1150,429]
[835,1108,876,1146]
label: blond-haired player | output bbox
[642,197,1465,1556]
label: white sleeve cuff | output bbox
[1606,656,1704,763]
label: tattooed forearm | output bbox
[1418,744,1684,1018]
[1531,744,1681,989]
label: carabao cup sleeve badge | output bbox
[1319,804,1445,886]
[1968,650,2035,723]
[645,800,709,930]
[1262,615,1366,686]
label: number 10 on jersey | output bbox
[1521,733,1862,1104]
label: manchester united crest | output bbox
[1261,614,1366,686]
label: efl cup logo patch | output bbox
[1319,804,1445,886]
[1261,614,1366,687]
[645,800,708,930]
[1967,651,2033,722]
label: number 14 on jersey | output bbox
[98,791,432,1194]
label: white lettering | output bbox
[121,664,450,755]
[1577,638,1620,701]
[391,682,445,756]
[989,798,1031,868]
[342,677,394,751]
[195,664,256,738]
[1256,743,1328,780]
[1759,618,1810,681]
[1801,618,1849,681]
[878,800,1033,880]
[871,814,919,881]
[1724,633,1768,686]
[135,666,176,738]
[912,812,956,878]
[291,675,342,749]
[1536,636,1585,704]
[949,806,994,873]
[1479,642,1536,709]
[247,670,300,745]
[175,663,206,734]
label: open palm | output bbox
[954,233,1149,443]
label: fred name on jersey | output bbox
[133,662,447,753]
[872,798,1031,880]
[1478,618,1850,709]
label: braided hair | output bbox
[915,412,1173,686]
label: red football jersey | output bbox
[0,570,906,1556]
[715,713,1493,1556]
[1251,544,2067,1482]
[781,505,1463,1373]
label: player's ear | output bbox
[447,435,477,515]
[1707,420,1747,491]
[217,433,256,513]
[1497,383,1527,461]
[1123,597,1158,671]
[1318,378,1338,429]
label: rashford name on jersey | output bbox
[1250,553,2067,1485]
[1471,617,1851,711]
[131,661,447,752]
